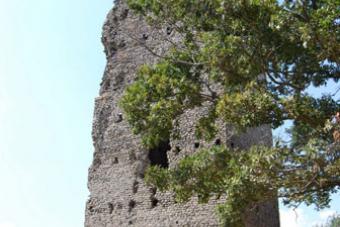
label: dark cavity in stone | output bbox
[128,200,136,212]
[151,197,159,208]
[132,181,139,194]
[148,140,170,168]
[108,203,114,214]
[174,146,181,155]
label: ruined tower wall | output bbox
[85,1,280,226]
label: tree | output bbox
[328,215,340,227]
[313,214,340,227]
[120,0,340,226]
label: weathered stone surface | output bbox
[85,1,280,226]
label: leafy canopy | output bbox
[313,214,340,227]
[120,0,340,226]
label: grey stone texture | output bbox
[85,1,280,226]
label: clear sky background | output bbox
[0,0,113,226]
[0,0,338,227]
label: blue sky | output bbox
[0,0,112,226]
[0,0,338,227]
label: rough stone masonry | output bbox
[85,0,280,226]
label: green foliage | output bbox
[216,82,284,129]
[120,0,340,226]
[146,142,340,226]
[313,214,340,227]
[120,61,202,147]
[329,215,340,227]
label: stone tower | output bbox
[85,1,280,226]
